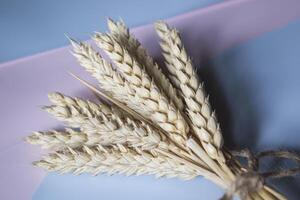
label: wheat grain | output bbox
[107,18,184,110]
[155,21,224,162]
[34,145,198,180]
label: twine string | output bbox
[221,149,300,200]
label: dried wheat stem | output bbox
[263,186,286,200]
[34,145,199,180]
[156,148,227,188]
[107,18,184,110]
[93,33,189,143]
[155,21,225,163]
[257,190,277,200]
[227,154,282,200]
[186,138,231,182]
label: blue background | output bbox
[0,0,220,63]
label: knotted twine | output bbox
[221,149,300,200]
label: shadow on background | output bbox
[181,20,300,199]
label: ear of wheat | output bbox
[34,144,200,180]
[155,22,224,162]
[26,19,286,200]
[107,19,184,111]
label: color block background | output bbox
[0,0,221,63]
[1,1,300,200]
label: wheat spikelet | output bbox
[155,21,224,162]
[107,18,184,110]
[26,129,92,150]
[34,145,198,180]
[93,33,189,143]
[44,92,119,134]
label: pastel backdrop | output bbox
[1,0,300,199]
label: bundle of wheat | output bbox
[26,19,287,200]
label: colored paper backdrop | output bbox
[1,0,300,199]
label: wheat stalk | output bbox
[107,18,184,111]
[34,145,199,180]
[155,21,224,162]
